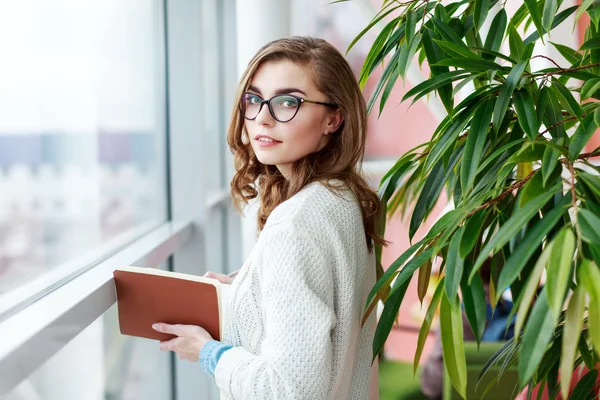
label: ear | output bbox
[324,108,344,134]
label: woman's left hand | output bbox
[152,323,214,362]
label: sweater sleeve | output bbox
[213,222,337,399]
[199,340,233,377]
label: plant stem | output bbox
[537,62,600,79]
[531,55,567,71]
[466,170,537,217]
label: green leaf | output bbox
[551,78,584,122]
[575,0,595,23]
[569,113,597,160]
[398,33,422,80]
[483,9,507,59]
[493,60,528,132]
[379,153,418,203]
[459,209,487,258]
[387,247,437,299]
[346,3,402,54]
[469,47,518,64]
[580,37,600,50]
[579,335,596,370]
[445,227,465,301]
[524,6,578,45]
[461,99,494,194]
[578,171,600,199]
[358,19,399,89]
[373,272,410,361]
[421,28,454,113]
[496,195,569,298]
[514,242,552,338]
[461,260,487,345]
[519,289,558,388]
[546,227,575,316]
[409,160,445,240]
[569,369,599,400]
[440,292,467,398]
[513,89,540,139]
[431,18,466,47]
[432,58,504,71]
[414,277,445,373]
[588,295,600,359]
[508,22,525,62]
[542,0,558,33]
[417,257,432,304]
[406,9,417,45]
[523,0,544,42]
[366,238,426,308]
[560,285,585,400]
[580,78,600,100]
[580,258,600,304]
[580,259,600,358]
[433,39,482,59]
[473,0,490,29]
[379,56,401,117]
[532,137,569,158]
[367,49,402,115]
[470,185,561,281]
[579,209,600,245]
[595,107,600,128]
[541,138,562,187]
[508,142,545,164]
[550,42,582,64]
[401,70,470,104]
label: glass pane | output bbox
[4,265,172,400]
[0,0,168,306]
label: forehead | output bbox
[249,60,316,96]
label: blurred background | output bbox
[0,0,594,399]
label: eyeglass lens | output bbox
[240,93,300,122]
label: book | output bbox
[113,266,223,341]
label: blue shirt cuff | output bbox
[199,340,233,377]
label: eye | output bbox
[277,96,298,108]
[246,94,261,104]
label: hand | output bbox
[152,323,214,362]
[203,271,234,285]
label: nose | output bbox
[254,101,275,126]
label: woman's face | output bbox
[243,60,342,178]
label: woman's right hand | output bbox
[203,271,233,285]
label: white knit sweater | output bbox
[214,179,379,399]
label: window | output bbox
[0,0,168,316]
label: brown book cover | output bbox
[113,266,222,341]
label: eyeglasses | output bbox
[239,92,338,123]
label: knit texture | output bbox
[214,179,379,399]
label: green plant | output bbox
[343,0,600,398]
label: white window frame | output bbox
[0,1,239,399]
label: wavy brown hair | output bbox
[227,36,389,263]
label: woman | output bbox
[152,36,387,399]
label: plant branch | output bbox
[466,170,537,217]
[531,55,567,71]
[536,115,582,138]
[463,150,599,218]
[538,62,600,79]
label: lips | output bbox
[255,135,281,143]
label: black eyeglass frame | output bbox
[239,92,338,123]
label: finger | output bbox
[153,323,183,336]
[159,339,173,351]
[159,337,181,351]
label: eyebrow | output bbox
[248,85,307,96]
